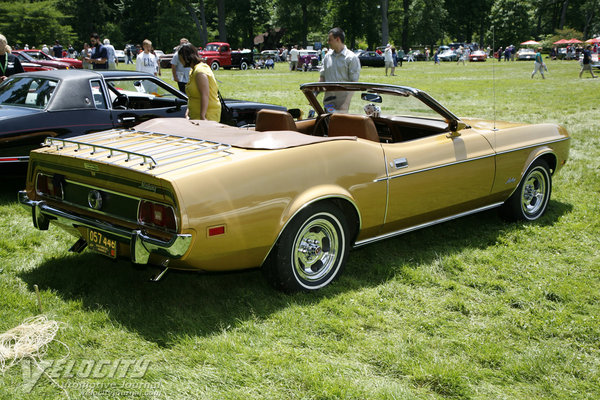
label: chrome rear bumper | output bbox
[18,191,192,264]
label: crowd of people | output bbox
[1,27,597,113]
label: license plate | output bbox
[87,229,117,259]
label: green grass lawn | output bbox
[1,60,599,399]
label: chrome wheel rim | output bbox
[293,215,340,283]
[521,168,547,218]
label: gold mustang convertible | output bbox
[19,82,570,291]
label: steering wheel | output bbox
[113,93,129,109]
[313,113,331,136]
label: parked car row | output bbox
[0,70,297,164]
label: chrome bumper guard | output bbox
[18,191,192,264]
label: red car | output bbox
[469,50,487,62]
[21,62,56,72]
[13,49,82,69]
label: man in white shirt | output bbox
[103,38,118,70]
[384,44,394,76]
[171,38,191,93]
[319,27,361,112]
[136,39,159,76]
[136,39,159,94]
[288,45,299,71]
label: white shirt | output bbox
[104,44,116,63]
[320,46,361,82]
[384,48,393,63]
[289,48,299,62]
[171,51,190,83]
[136,52,158,75]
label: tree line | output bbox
[0,0,598,52]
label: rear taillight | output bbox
[138,200,177,231]
[36,174,64,199]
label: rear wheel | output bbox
[501,159,552,221]
[240,61,249,70]
[263,203,349,292]
[210,61,220,71]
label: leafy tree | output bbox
[0,0,76,48]
[489,0,534,47]
[411,0,448,48]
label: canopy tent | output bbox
[520,40,540,45]
[553,39,569,45]
[566,38,583,44]
[585,37,600,44]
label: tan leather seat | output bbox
[255,109,297,132]
[327,114,380,142]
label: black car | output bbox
[357,51,385,67]
[0,70,290,164]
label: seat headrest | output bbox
[255,109,297,132]
[328,114,380,142]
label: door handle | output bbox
[392,157,408,169]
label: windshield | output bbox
[0,77,58,109]
[105,78,182,99]
[312,88,442,120]
[204,44,220,51]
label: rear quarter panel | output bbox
[166,139,387,271]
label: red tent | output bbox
[553,39,569,45]
[520,40,540,45]
[566,38,583,44]
[585,37,600,44]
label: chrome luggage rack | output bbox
[43,129,233,172]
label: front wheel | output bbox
[210,61,220,71]
[263,203,350,292]
[501,159,552,221]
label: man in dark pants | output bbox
[0,34,24,81]
[85,33,108,70]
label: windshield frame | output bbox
[300,82,461,130]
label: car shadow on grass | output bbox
[0,169,27,206]
[18,201,572,347]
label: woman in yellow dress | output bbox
[177,44,221,121]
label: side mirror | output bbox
[308,109,315,118]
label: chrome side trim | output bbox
[353,202,504,248]
[18,191,192,264]
[494,137,569,156]
[374,153,495,182]
[373,137,569,183]
[0,156,29,163]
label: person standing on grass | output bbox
[319,27,361,112]
[579,45,597,79]
[384,44,394,76]
[178,44,221,122]
[289,45,299,71]
[103,39,118,70]
[171,38,191,94]
[136,39,158,77]
[85,33,108,70]
[531,47,545,79]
